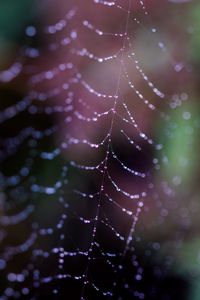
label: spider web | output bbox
[0,0,191,299]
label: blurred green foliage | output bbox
[189,3,200,62]
[173,238,200,300]
[0,0,38,66]
[0,0,37,41]
[158,104,199,187]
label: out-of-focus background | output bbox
[0,0,200,299]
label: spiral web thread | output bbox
[0,0,187,299]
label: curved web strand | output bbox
[0,0,189,299]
